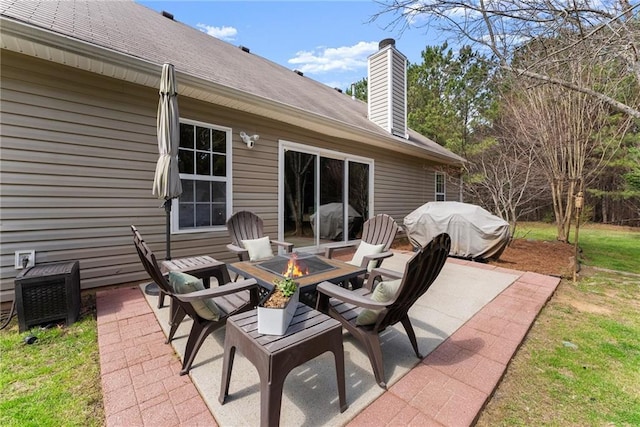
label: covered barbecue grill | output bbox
[403,202,510,261]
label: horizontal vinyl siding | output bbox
[0,51,459,301]
[0,52,232,299]
[375,158,432,222]
[1,52,157,298]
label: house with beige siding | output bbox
[0,0,464,301]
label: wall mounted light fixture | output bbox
[239,131,259,148]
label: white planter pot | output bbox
[257,288,299,335]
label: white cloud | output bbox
[196,23,237,41]
[287,41,378,74]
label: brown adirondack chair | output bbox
[316,233,451,388]
[226,211,294,261]
[131,225,261,375]
[324,213,400,288]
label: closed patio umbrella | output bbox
[152,62,182,261]
[146,63,182,295]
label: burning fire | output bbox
[282,253,309,278]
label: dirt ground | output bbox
[392,238,575,278]
[486,239,575,277]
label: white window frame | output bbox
[171,118,233,234]
[278,140,374,248]
[435,172,446,201]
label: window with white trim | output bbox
[435,172,446,201]
[174,120,232,231]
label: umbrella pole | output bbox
[165,198,172,260]
[145,199,173,297]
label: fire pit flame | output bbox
[282,253,309,278]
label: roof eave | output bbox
[1,16,464,166]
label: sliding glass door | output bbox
[281,142,373,249]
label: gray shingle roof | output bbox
[1,0,464,164]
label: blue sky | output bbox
[138,1,447,90]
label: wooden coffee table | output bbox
[228,254,366,305]
[218,304,347,427]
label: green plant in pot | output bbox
[258,276,300,335]
[263,277,298,308]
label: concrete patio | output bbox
[97,251,560,426]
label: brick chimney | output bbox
[367,38,407,138]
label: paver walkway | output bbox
[97,258,560,426]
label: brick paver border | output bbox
[97,260,560,427]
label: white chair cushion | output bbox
[355,279,402,326]
[347,241,385,272]
[241,236,274,261]
[168,271,222,321]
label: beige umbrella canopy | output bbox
[152,63,182,260]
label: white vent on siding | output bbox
[367,39,407,138]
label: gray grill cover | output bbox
[404,202,510,260]
[310,203,361,240]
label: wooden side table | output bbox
[158,256,231,308]
[219,304,348,427]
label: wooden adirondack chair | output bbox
[132,225,261,375]
[226,211,294,261]
[316,233,451,388]
[324,213,400,288]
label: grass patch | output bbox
[481,223,640,425]
[0,300,103,427]
[515,222,639,273]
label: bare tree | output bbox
[372,0,640,118]
[502,69,627,241]
[465,138,544,237]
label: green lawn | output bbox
[515,222,639,273]
[478,223,640,426]
[0,306,103,427]
[478,270,640,426]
